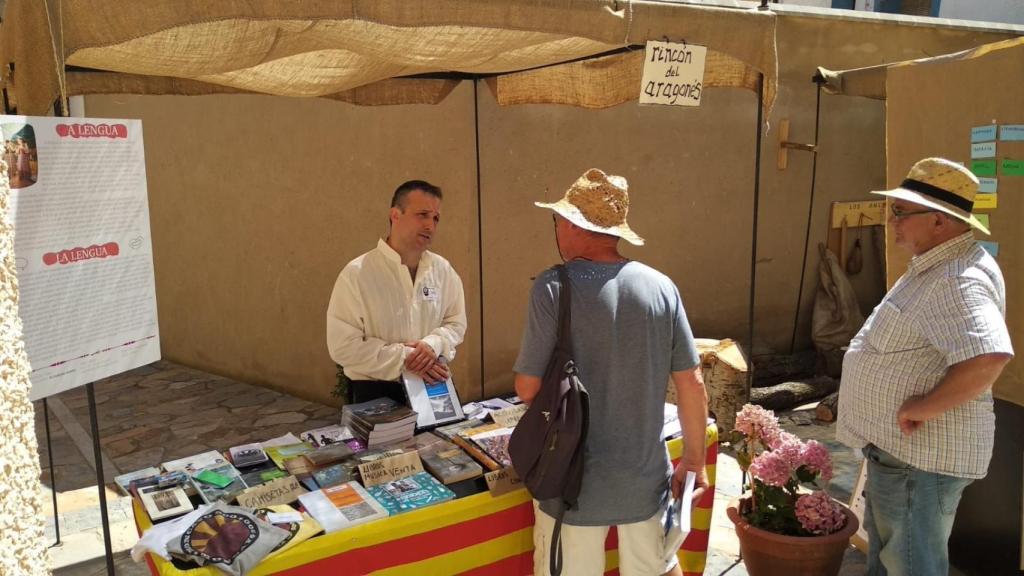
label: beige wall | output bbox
[84,14,1016,405]
[85,90,482,406]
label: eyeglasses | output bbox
[890,205,940,219]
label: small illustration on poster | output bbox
[1,123,38,189]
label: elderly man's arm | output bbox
[514,373,542,405]
[897,352,1012,435]
[671,366,709,503]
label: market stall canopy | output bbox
[0,0,777,114]
[816,36,1022,100]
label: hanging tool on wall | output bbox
[846,213,866,275]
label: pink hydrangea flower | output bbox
[801,440,834,482]
[795,491,847,535]
[734,404,781,445]
[748,449,793,487]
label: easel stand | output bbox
[88,382,115,575]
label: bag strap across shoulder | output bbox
[555,265,572,349]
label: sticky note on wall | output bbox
[1002,159,1024,176]
[971,160,997,177]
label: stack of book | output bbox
[346,398,418,447]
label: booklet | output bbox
[662,470,695,558]
[298,482,389,533]
[402,370,464,430]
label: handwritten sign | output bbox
[640,41,707,107]
[237,475,306,508]
[485,467,523,497]
[999,125,1024,141]
[491,404,527,428]
[358,451,424,488]
[971,142,996,159]
[971,125,997,143]
[975,193,997,210]
[1002,159,1024,176]
[970,160,997,177]
[978,178,998,194]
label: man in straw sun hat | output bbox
[837,157,1013,575]
[513,168,709,575]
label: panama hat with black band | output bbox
[873,157,990,235]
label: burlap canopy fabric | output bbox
[0,0,777,115]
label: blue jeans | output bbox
[862,444,973,576]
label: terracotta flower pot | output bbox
[726,495,859,576]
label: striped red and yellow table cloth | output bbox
[136,424,718,575]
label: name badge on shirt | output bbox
[420,286,439,301]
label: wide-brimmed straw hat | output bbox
[872,157,989,235]
[535,168,644,246]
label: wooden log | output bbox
[815,392,840,422]
[749,376,838,411]
[750,350,817,388]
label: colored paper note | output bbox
[1001,159,1024,176]
[978,241,999,258]
[976,214,990,229]
[999,124,1024,141]
[978,178,998,194]
[971,125,997,142]
[974,193,997,210]
[971,142,996,159]
[971,160,997,177]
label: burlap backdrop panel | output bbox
[1,0,776,114]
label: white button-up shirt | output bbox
[837,233,1013,479]
[327,239,467,381]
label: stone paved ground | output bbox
[38,361,966,575]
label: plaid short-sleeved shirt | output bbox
[837,233,1013,479]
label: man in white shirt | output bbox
[327,180,467,403]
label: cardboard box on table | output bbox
[135,425,719,576]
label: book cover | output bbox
[433,418,485,441]
[299,424,354,448]
[349,398,418,432]
[461,397,515,421]
[265,442,314,470]
[420,442,484,485]
[379,431,445,455]
[139,484,194,521]
[298,482,389,533]
[260,432,303,449]
[341,397,399,427]
[239,460,287,489]
[366,471,456,516]
[229,443,269,468]
[305,443,356,467]
[312,460,361,490]
[114,466,160,496]
[467,427,513,468]
[161,450,229,475]
[401,370,464,429]
[192,463,247,504]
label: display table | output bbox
[135,424,718,576]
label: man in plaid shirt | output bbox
[838,158,1013,576]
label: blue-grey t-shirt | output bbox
[513,260,699,525]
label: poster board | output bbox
[884,44,1022,407]
[1,116,160,399]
